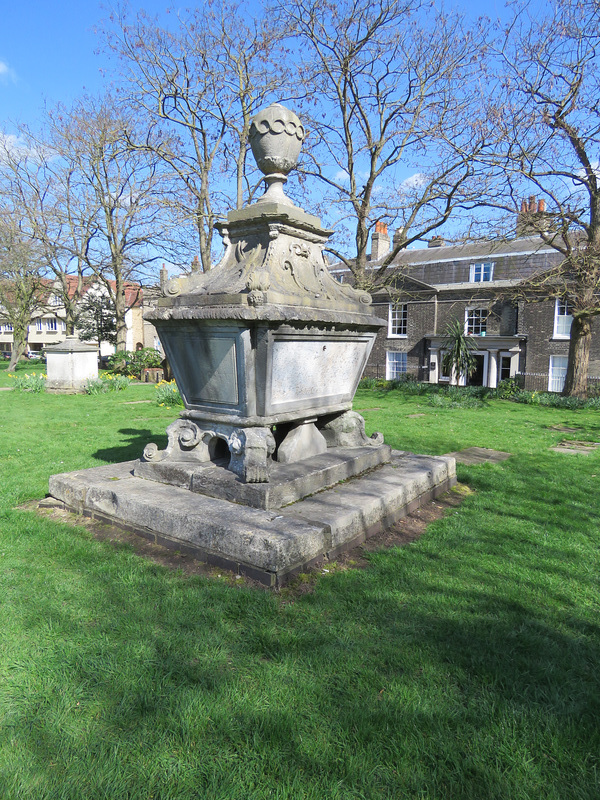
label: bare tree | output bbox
[276,0,487,290]
[482,0,600,397]
[102,1,290,271]
[0,215,47,370]
[45,95,171,351]
[0,130,94,334]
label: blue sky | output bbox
[0,0,174,132]
[1,0,513,134]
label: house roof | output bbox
[380,235,558,268]
[44,276,143,308]
[328,234,560,275]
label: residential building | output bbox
[330,214,599,393]
[0,277,154,359]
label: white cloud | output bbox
[576,161,600,179]
[334,169,350,183]
[0,132,46,163]
[401,172,428,190]
[0,60,17,83]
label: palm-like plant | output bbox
[441,318,477,382]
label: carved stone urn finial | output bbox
[249,103,305,205]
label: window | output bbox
[61,321,67,331]
[46,318,57,331]
[439,350,451,381]
[386,351,407,379]
[500,356,512,382]
[49,294,61,307]
[470,262,494,282]
[36,318,43,332]
[553,298,573,338]
[549,355,568,393]
[465,308,488,335]
[388,303,408,337]
[3,323,13,332]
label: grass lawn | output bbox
[1,367,599,799]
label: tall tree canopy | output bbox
[277,0,487,289]
[483,0,600,397]
[103,1,290,271]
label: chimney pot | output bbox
[428,236,444,248]
[528,195,536,212]
[538,199,546,213]
[371,223,390,260]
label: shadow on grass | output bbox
[3,440,600,798]
[92,427,168,464]
[3,475,600,799]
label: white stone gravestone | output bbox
[45,336,98,393]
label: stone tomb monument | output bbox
[48,104,455,585]
[45,335,98,393]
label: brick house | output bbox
[330,217,600,392]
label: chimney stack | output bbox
[160,263,168,289]
[516,195,550,237]
[371,221,390,260]
[393,227,406,249]
[428,235,445,248]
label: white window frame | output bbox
[35,318,43,332]
[499,351,518,382]
[553,298,573,339]
[49,294,61,307]
[45,317,58,332]
[438,349,451,382]
[386,351,407,379]
[548,355,568,393]
[465,307,488,336]
[388,303,408,337]
[4,323,13,332]
[469,351,489,388]
[469,262,494,283]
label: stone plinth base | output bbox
[48,451,455,586]
[133,445,392,510]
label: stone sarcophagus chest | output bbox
[139,103,387,485]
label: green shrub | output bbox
[495,377,522,399]
[358,376,436,395]
[155,379,183,407]
[107,348,163,379]
[7,370,46,393]
[84,374,132,394]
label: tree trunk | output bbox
[8,329,28,371]
[114,287,128,353]
[563,315,592,398]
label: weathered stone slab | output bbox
[133,445,392,509]
[48,450,456,586]
[445,446,512,465]
[285,452,456,551]
[550,440,600,455]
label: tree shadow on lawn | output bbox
[92,427,167,464]
[5,504,600,798]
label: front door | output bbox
[468,354,485,386]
